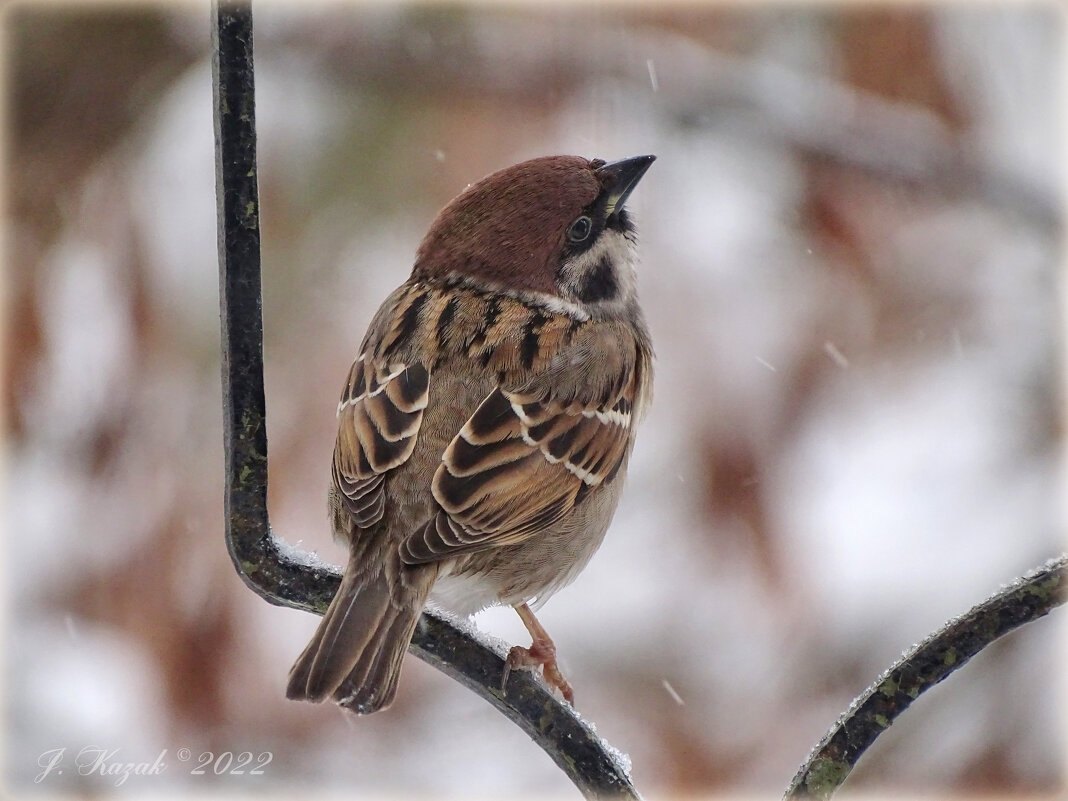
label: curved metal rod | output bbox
[211,4,640,799]
[784,554,1067,799]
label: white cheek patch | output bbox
[559,231,639,310]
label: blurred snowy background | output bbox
[6,2,1064,797]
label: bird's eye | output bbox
[566,215,593,244]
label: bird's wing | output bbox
[400,326,645,564]
[332,353,430,528]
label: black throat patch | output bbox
[576,254,618,303]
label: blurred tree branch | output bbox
[211,3,639,799]
[784,554,1067,799]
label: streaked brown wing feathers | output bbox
[333,356,429,529]
[400,371,635,564]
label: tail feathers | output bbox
[332,602,424,713]
[286,565,428,714]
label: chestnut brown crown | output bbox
[412,155,654,313]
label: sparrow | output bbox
[286,154,655,714]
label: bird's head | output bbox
[412,154,655,320]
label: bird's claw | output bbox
[501,639,575,705]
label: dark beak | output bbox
[595,155,656,220]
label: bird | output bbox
[286,154,655,714]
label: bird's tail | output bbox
[286,558,432,714]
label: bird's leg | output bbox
[501,602,575,704]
